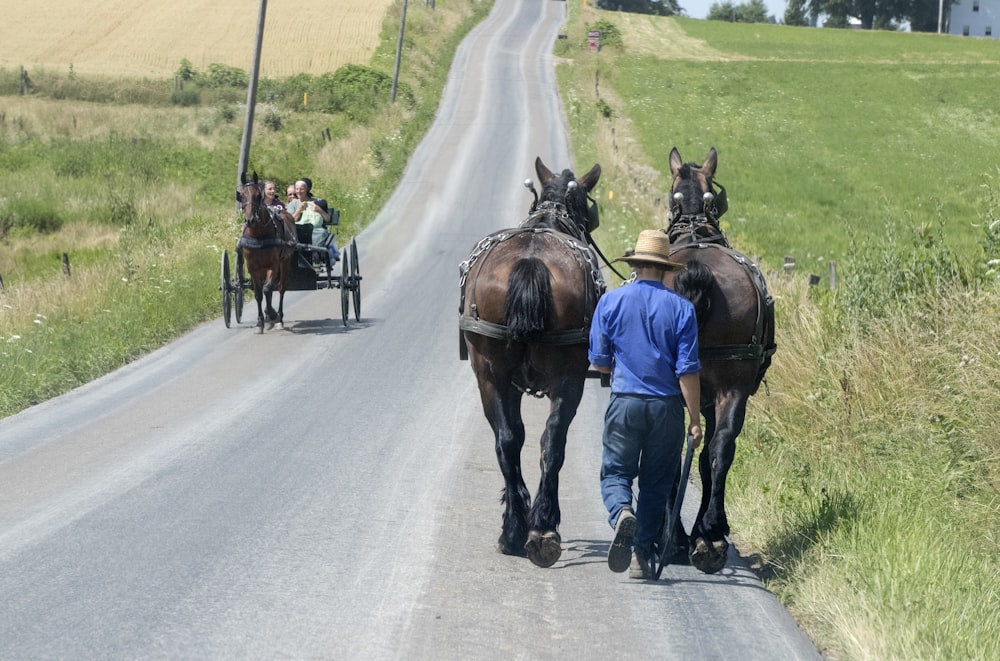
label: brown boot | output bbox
[608,509,636,573]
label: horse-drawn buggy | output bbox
[221,174,362,330]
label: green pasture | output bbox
[563,18,1000,270]
[560,8,1000,660]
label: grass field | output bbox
[0,0,394,78]
[558,7,1000,660]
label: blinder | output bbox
[586,194,600,232]
[709,180,728,220]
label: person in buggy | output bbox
[287,178,339,264]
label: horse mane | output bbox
[673,259,714,324]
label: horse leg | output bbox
[524,375,584,568]
[275,288,285,330]
[690,390,748,574]
[254,284,266,334]
[262,278,276,330]
[476,368,530,557]
[275,256,290,330]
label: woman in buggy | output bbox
[287,178,339,264]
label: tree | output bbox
[785,0,810,25]
[806,0,954,31]
[707,0,771,23]
[596,0,679,15]
[742,0,770,22]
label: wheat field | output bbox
[0,0,395,78]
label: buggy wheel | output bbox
[234,250,246,324]
[221,250,232,328]
[350,238,361,321]
[340,247,350,326]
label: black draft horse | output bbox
[237,172,295,333]
[662,147,776,573]
[460,157,603,568]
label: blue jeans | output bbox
[601,393,685,554]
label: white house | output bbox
[947,0,998,38]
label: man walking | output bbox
[589,229,703,579]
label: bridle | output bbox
[667,171,730,248]
[237,182,276,230]
[524,179,628,280]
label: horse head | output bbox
[524,157,601,239]
[667,147,728,246]
[236,171,268,227]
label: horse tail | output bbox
[673,259,714,325]
[504,257,553,342]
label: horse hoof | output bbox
[276,322,284,330]
[255,325,264,335]
[496,539,528,558]
[265,321,275,331]
[524,530,561,568]
[690,537,729,574]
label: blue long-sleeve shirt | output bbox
[589,279,701,396]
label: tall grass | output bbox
[559,6,1000,659]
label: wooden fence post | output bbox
[783,255,795,276]
[829,260,837,290]
[62,253,71,277]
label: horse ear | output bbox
[535,157,555,186]
[702,148,718,178]
[240,171,247,185]
[578,164,601,193]
[669,148,683,178]
[252,171,259,184]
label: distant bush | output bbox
[1,196,64,234]
[175,59,197,82]
[215,105,237,123]
[262,110,284,131]
[200,63,249,89]
[585,19,623,50]
[171,88,200,106]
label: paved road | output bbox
[0,1,822,658]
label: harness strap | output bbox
[458,316,590,346]
[672,242,777,372]
[458,211,605,346]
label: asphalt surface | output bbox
[0,1,823,658]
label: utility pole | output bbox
[391,0,408,103]
[238,0,268,190]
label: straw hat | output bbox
[614,229,685,271]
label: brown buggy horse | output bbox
[236,172,295,333]
[460,158,604,568]
[662,147,777,573]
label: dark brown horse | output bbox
[460,157,603,568]
[236,172,295,333]
[662,147,776,573]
